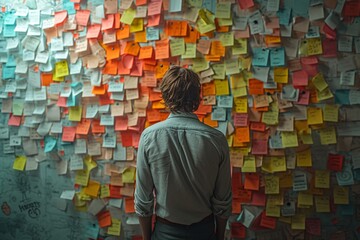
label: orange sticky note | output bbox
[139,46,154,59]
[210,40,225,57]
[62,126,76,142]
[97,211,112,228]
[124,41,140,56]
[248,79,264,95]
[116,25,130,40]
[234,127,250,143]
[125,197,135,213]
[155,39,170,60]
[92,85,106,95]
[244,173,260,191]
[165,21,188,37]
[84,180,101,197]
[41,73,53,86]
[92,119,105,134]
[76,119,91,135]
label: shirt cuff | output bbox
[134,196,154,217]
[211,196,232,218]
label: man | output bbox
[135,66,232,240]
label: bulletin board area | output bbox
[1,0,360,239]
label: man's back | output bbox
[135,112,232,225]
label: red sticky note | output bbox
[121,131,133,147]
[296,90,310,105]
[250,122,266,132]
[109,185,123,198]
[292,70,308,86]
[250,191,266,206]
[115,117,128,131]
[238,0,254,9]
[8,115,21,126]
[97,211,112,228]
[328,154,344,172]
[306,218,321,236]
[260,211,277,229]
[232,172,243,198]
[62,126,76,142]
[231,222,246,238]
[251,139,268,155]
[322,39,337,58]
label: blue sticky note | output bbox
[277,8,292,25]
[63,1,76,15]
[216,121,228,136]
[70,59,82,75]
[270,47,285,67]
[66,93,76,107]
[252,48,270,67]
[4,12,16,25]
[3,24,16,37]
[114,143,127,161]
[146,27,160,41]
[217,96,233,108]
[211,107,227,121]
[335,90,350,105]
[169,0,182,12]
[269,133,284,149]
[202,0,216,14]
[85,222,99,239]
[2,67,15,79]
[339,205,354,216]
[44,136,57,153]
[292,0,309,18]
[6,55,16,67]
[336,164,354,186]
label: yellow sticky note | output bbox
[296,149,312,167]
[192,58,209,72]
[291,214,305,230]
[234,97,248,113]
[170,38,185,56]
[84,155,97,171]
[312,73,328,92]
[323,104,339,122]
[232,87,247,97]
[319,127,337,145]
[120,8,136,25]
[262,103,279,125]
[107,218,121,236]
[299,133,313,144]
[265,175,279,194]
[55,60,69,78]
[122,167,136,183]
[315,170,330,188]
[271,156,287,172]
[274,67,288,83]
[281,131,298,148]
[232,38,247,55]
[13,156,26,171]
[219,32,234,46]
[214,79,229,96]
[130,18,143,33]
[212,64,225,79]
[242,155,256,173]
[315,196,330,212]
[75,170,90,186]
[317,87,333,101]
[182,43,196,59]
[196,19,216,34]
[100,185,110,198]
[84,180,100,197]
[231,73,247,88]
[217,18,232,27]
[306,38,323,56]
[333,186,349,204]
[307,107,323,125]
[69,106,82,122]
[266,203,280,217]
[298,192,313,206]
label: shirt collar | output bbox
[168,112,198,120]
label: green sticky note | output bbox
[182,43,196,59]
[219,32,234,47]
[120,8,136,25]
[170,38,185,56]
[12,99,24,116]
[215,2,231,19]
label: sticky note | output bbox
[307,107,323,125]
[323,104,339,122]
[296,149,312,167]
[13,156,27,171]
[55,60,69,78]
[107,218,121,236]
[242,155,256,172]
[315,170,330,188]
[281,131,298,148]
[120,8,136,25]
[265,175,279,194]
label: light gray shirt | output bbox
[135,112,232,225]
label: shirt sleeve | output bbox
[134,133,155,217]
[211,137,232,218]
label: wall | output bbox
[1,0,360,239]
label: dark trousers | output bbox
[151,216,216,240]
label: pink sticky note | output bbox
[148,0,162,16]
[306,218,321,236]
[234,113,248,127]
[87,24,101,39]
[238,0,254,9]
[102,14,114,31]
[302,63,318,78]
[300,56,318,65]
[147,14,161,27]
[296,90,310,105]
[130,58,143,76]
[250,191,266,206]
[8,115,21,126]
[292,70,308,86]
[122,55,134,69]
[75,10,90,26]
[251,139,268,155]
[62,126,76,142]
[54,10,68,25]
[57,97,67,107]
[115,117,128,131]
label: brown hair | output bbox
[160,66,201,113]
